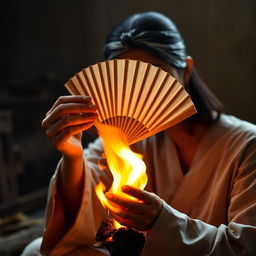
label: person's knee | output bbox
[21,237,42,256]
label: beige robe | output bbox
[40,114,256,255]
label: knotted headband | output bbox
[104,29,187,69]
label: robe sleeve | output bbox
[40,138,111,256]
[142,141,256,256]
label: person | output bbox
[22,11,256,255]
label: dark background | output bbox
[0,0,255,216]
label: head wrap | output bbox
[104,12,187,69]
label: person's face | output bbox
[117,48,185,85]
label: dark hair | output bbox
[187,69,223,124]
[104,12,223,124]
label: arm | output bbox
[41,95,98,222]
[144,143,256,255]
[107,141,256,255]
[40,96,111,255]
[142,199,256,255]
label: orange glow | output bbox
[95,123,147,229]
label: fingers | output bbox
[41,95,98,157]
[42,95,97,126]
[42,102,97,130]
[47,95,92,115]
[121,185,154,204]
[105,187,162,230]
[45,112,98,138]
[108,209,146,230]
[105,193,144,212]
[106,195,149,230]
[51,122,95,152]
[42,96,98,141]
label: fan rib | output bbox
[112,60,118,127]
[126,63,151,138]
[154,106,196,134]
[129,75,178,139]
[119,59,129,131]
[121,61,136,135]
[129,72,172,139]
[130,104,195,145]
[127,65,161,139]
[75,73,89,96]
[97,62,112,126]
[133,94,193,143]
[133,66,161,121]
[81,69,104,122]
[105,61,115,126]
[65,79,80,95]
[116,60,125,129]
[140,71,171,124]
[89,66,108,123]
[150,93,191,131]
[145,83,183,129]
[122,61,140,137]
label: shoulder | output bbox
[214,114,256,159]
[218,114,256,141]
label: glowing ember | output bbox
[95,123,147,228]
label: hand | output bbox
[41,95,98,158]
[105,185,162,231]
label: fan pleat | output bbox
[64,59,197,145]
[131,67,161,133]
[139,72,172,126]
[131,105,195,145]
[70,75,85,95]
[75,73,88,96]
[119,59,129,131]
[100,61,112,126]
[89,65,109,122]
[127,63,151,135]
[131,99,195,144]
[127,66,162,140]
[65,79,80,95]
[113,60,118,127]
[96,62,111,125]
[145,82,183,129]
[116,59,125,128]
[81,69,104,122]
[150,93,190,131]
[103,61,114,126]
[122,61,140,137]
[133,65,160,122]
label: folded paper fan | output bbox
[64,59,197,145]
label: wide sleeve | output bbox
[142,141,256,256]
[40,138,112,256]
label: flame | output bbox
[95,123,147,228]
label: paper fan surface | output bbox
[65,59,196,145]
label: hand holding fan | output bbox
[64,59,196,144]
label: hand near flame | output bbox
[105,185,162,231]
